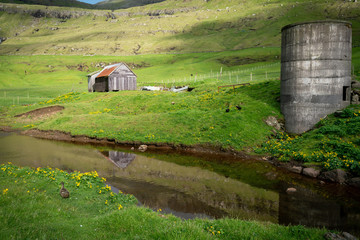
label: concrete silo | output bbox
[280,21,352,134]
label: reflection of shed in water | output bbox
[101,151,136,169]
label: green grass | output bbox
[260,106,360,175]
[0,163,329,239]
[2,78,281,151]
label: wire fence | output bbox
[137,62,281,87]
[0,62,281,106]
[0,85,85,107]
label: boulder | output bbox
[138,145,148,152]
[288,166,303,174]
[352,81,360,89]
[351,94,359,105]
[319,169,347,184]
[347,177,360,188]
[302,168,320,178]
[324,232,358,240]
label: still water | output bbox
[1,132,360,235]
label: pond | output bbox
[1,132,360,235]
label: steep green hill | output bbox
[0,0,359,56]
[95,0,165,9]
[0,0,94,8]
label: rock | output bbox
[302,168,320,178]
[288,166,303,174]
[324,232,358,240]
[347,177,360,188]
[265,116,281,130]
[324,232,343,240]
[352,81,360,89]
[341,232,358,240]
[320,180,325,185]
[319,169,347,184]
[131,147,134,151]
[351,94,359,104]
[138,145,148,152]
[286,187,297,193]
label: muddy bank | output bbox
[15,105,64,118]
[18,128,259,160]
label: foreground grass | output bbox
[0,163,328,239]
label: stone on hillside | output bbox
[319,169,347,184]
[138,145,148,152]
[265,116,281,130]
[302,168,320,178]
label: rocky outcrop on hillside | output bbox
[0,3,197,19]
[0,3,128,19]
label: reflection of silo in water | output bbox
[108,151,136,168]
[281,21,352,134]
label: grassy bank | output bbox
[259,106,360,176]
[0,163,328,239]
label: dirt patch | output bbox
[15,106,64,118]
[217,56,274,67]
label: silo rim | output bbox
[281,20,352,32]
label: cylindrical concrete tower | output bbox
[281,20,352,134]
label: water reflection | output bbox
[0,133,360,235]
[101,151,135,169]
[279,184,360,235]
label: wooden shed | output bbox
[87,63,137,92]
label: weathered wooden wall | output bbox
[108,64,137,91]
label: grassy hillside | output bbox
[0,0,359,56]
[95,0,166,9]
[0,0,93,8]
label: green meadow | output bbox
[0,51,282,150]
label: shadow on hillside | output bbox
[96,0,166,10]
[236,80,281,110]
[160,1,360,53]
